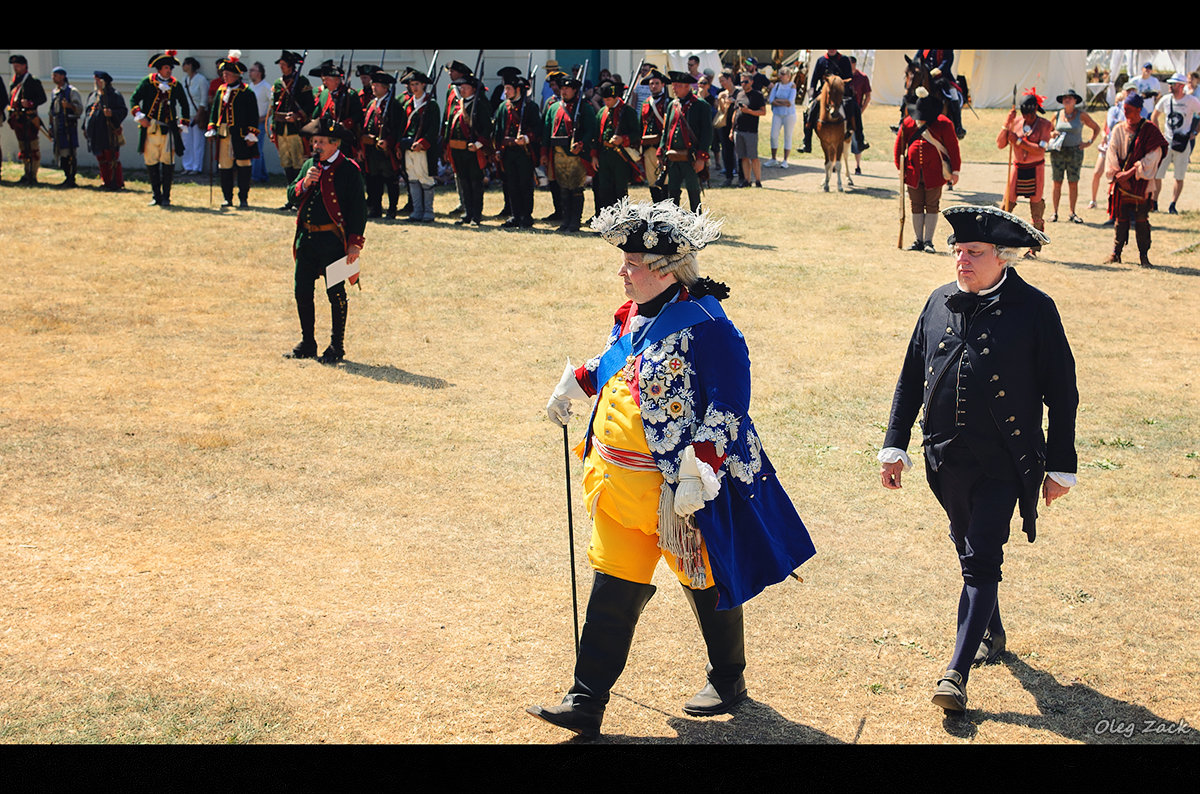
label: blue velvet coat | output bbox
[579,293,815,609]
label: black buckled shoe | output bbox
[284,342,317,360]
[973,630,1006,666]
[317,346,344,365]
[683,678,748,717]
[525,699,604,740]
[931,669,967,713]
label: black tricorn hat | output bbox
[356,64,380,77]
[9,54,29,66]
[451,75,480,89]
[309,59,342,78]
[599,81,625,99]
[944,205,1049,249]
[275,50,303,66]
[301,113,354,142]
[445,60,473,76]
[371,71,396,85]
[147,51,180,69]
[559,76,582,91]
[404,70,432,85]
[496,66,522,79]
[667,71,696,85]
[642,69,667,85]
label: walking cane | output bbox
[562,424,581,658]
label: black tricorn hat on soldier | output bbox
[218,50,248,75]
[667,71,697,85]
[148,51,180,69]
[451,75,480,89]
[356,64,380,77]
[309,59,342,78]
[275,50,303,66]
[503,73,528,90]
[9,54,29,66]
[559,75,582,91]
[496,66,522,80]
[599,81,625,99]
[301,112,355,142]
[371,71,396,85]
[943,205,1049,249]
[642,69,667,85]
[405,70,432,86]
[445,60,473,77]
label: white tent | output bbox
[865,50,1088,109]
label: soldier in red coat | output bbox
[895,90,961,252]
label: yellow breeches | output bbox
[581,372,714,588]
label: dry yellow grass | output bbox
[1,104,1198,745]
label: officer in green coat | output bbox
[285,115,367,366]
[544,74,597,232]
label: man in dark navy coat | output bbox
[879,205,1078,714]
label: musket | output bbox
[569,58,589,150]
[623,56,645,109]
[898,120,907,248]
[427,50,440,94]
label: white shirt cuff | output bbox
[1047,471,1077,488]
[878,447,913,469]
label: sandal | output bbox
[1050,212,1058,222]
[1069,214,1083,224]
[1086,200,1096,209]
[931,669,967,713]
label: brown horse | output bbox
[817,74,853,192]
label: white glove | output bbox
[245,132,258,143]
[204,128,216,138]
[546,358,588,427]
[673,445,708,517]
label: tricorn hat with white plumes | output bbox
[591,198,723,259]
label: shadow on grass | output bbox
[339,360,453,389]
[948,655,1197,744]
[548,692,846,744]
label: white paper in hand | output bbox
[324,256,360,288]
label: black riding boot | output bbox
[237,165,251,208]
[160,164,174,207]
[680,584,748,716]
[1135,220,1153,267]
[147,164,162,206]
[527,572,656,739]
[320,286,347,364]
[219,168,235,207]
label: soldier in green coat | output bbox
[129,52,191,207]
[544,75,597,232]
[657,71,712,212]
[592,80,642,214]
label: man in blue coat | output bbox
[880,205,1078,714]
[529,198,816,739]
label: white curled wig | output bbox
[590,198,723,286]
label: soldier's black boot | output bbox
[386,182,401,219]
[147,164,162,206]
[160,164,175,207]
[286,284,318,359]
[565,191,585,233]
[319,286,347,365]
[219,168,235,207]
[543,179,562,222]
[526,572,656,740]
[680,584,748,716]
[237,165,251,208]
[280,168,300,210]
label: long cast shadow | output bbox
[948,655,1196,744]
[337,360,452,389]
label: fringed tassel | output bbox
[657,482,707,589]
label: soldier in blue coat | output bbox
[880,205,1078,714]
[530,198,816,739]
